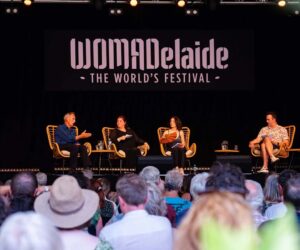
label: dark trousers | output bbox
[171,147,185,168]
[124,148,139,169]
[60,144,91,169]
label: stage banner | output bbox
[44,30,254,91]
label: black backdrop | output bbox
[0,4,299,169]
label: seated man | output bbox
[55,112,92,171]
[249,111,289,173]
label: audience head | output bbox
[116,174,147,211]
[206,162,248,196]
[11,172,38,197]
[0,196,8,227]
[145,182,167,216]
[139,166,161,185]
[0,212,63,250]
[174,191,254,250]
[170,116,182,130]
[190,172,210,200]
[35,172,48,186]
[165,169,183,192]
[245,179,264,212]
[284,174,300,211]
[278,169,297,196]
[263,173,282,203]
[9,172,38,214]
[34,175,99,229]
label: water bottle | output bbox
[99,140,104,150]
[221,140,229,150]
[108,138,112,150]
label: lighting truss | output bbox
[0,0,299,5]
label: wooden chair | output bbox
[157,126,197,167]
[101,127,149,170]
[46,125,92,169]
[251,125,296,170]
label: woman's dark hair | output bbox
[117,115,128,128]
[171,116,182,130]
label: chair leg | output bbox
[120,159,123,173]
[289,152,295,169]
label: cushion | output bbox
[118,150,126,157]
[61,150,70,157]
[165,151,172,156]
[185,149,193,157]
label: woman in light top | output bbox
[160,116,186,174]
[110,115,149,169]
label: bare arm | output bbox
[249,137,262,148]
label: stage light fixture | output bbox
[109,7,123,15]
[176,0,186,7]
[129,0,138,7]
[5,7,19,14]
[23,0,33,6]
[185,8,199,15]
[277,0,286,7]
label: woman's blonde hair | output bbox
[174,191,254,250]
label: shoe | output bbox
[257,167,269,173]
[270,155,279,163]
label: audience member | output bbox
[264,169,297,220]
[189,172,210,200]
[139,166,175,226]
[98,174,173,250]
[0,212,63,250]
[245,179,267,228]
[0,195,8,227]
[9,172,38,214]
[164,169,191,226]
[174,191,254,250]
[34,175,102,250]
[36,172,48,186]
[206,161,248,196]
[262,173,282,214]
[284,173,300,228]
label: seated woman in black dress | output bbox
[160,116,186,175]
[109,115,150,169]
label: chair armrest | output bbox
[83,142,92,156]
[111,143,126,158]
[250,143,261,157]
[52,143,65,158]
[138,143,150,156]
[277,142,289,158]
[186,143,197,158]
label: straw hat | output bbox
[34,175,99,229]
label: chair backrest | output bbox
[46,125,78,150]
[102,127,114,149]
[157,126,191,152]
[286,125,296,149]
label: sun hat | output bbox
[34,175,99,229]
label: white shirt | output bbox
[99,210,173,250]
[60,230,99,250]
[264,202,287,220]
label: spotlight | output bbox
[129,0,139,7]
[176,0,186,7]
[23,0,33,6]
[277,0,286,7]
